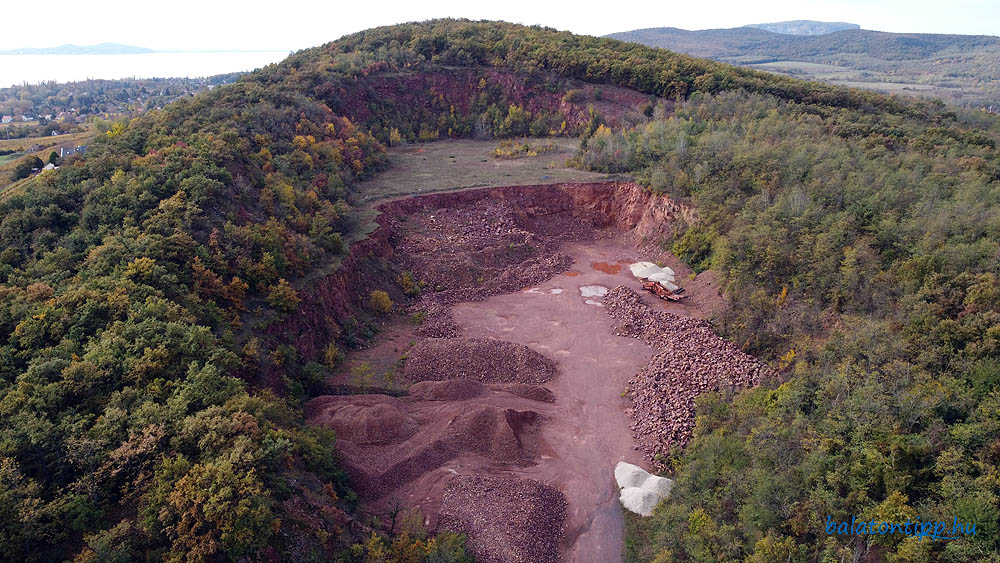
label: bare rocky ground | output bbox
[306,182,760,562]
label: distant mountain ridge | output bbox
[605,26,1000,61]
[605,24,1000,107]
[0,43,153,55]
[745,20,860,36]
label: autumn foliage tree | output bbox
[267,279,301,313]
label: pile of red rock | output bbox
[410,252,575,338]
[404,337,557,385]
[438,475,567,563]
[387,194,582,338]
[604,286,770,469]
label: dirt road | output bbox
[451,241,657,562]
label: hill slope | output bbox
[608,26,1000,107]
[745,20,860,36]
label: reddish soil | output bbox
[324,68,653,133]
[303,182,753,562]
[591,261,626,274]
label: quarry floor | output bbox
[451,241,657,561]
[303,175,736,562]
[324,237,722,562]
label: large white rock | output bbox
[619,487,661,517]
[629,262,658,278]
[614,462,648,488]
[614,461,674,517]
[630,262,677,282]
[646,272,676,284]
[641,474,674,497]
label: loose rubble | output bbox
[605,286,770,469]
[404,337,557,384]
[309,396,544,500]
[439,475,567,563]
[387,192,590,337]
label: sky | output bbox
[1,0,997,52]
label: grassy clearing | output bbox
[0,131,91,152]
[0,132,94,190]
[746,60,850,74]
[354,137,612,203]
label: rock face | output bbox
[614,461,674,517]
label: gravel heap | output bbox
[439,475,567,563]
[407,379,486,401]
[404,337,557,384]
[411,253,575,338]
[305,395,418,446]
[491,383,557,403]
[390,196,581,338]
[604,286,770,469]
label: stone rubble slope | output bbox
[439,475,567,563]
[605,286,771,469]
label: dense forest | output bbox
[0,18,998,562]
[579,90,1000,561]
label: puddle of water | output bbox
[550,288,564,294]
[585,299,604,307]
[524,287,543,294]
[579,285,609,298]
[591,261,622,274]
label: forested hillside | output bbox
[579,89,1000,562]
[0,19,998,562]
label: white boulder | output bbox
[630,262,677,282]
[614,461,648,488]
[646,272,676,284]
[641,474,674,497]
[614,461,674,517]
[629,262,658,278]
[619,487,661,517]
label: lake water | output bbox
[0,51,291,87]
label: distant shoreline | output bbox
[0,42,291,56]
[1,51,291,88]
[2,50,290,56]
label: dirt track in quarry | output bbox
[306,182,735,562]
[450,241,659,561]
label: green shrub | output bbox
[368,290,393,313]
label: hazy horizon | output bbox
[6,17,1000,55]
[0,0,997,53]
